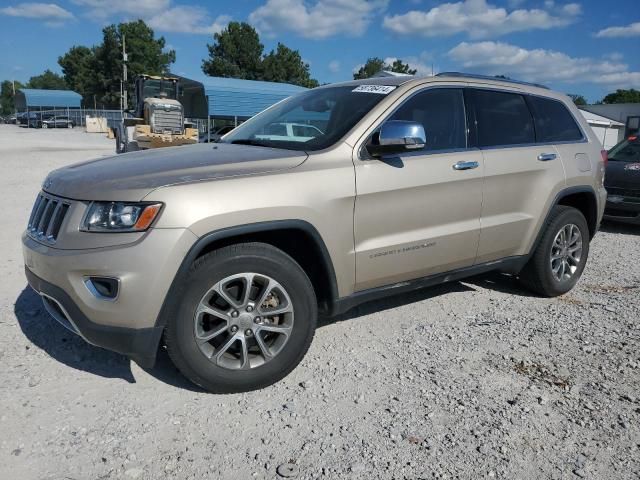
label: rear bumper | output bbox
[25,267,163,367]
[604,199,640,225]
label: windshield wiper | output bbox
[229,139,272,147]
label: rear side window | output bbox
[527,96,583,142]
[389,88,467,151]
[470,89,534,147]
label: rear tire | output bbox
[165,242,317,393]
[519,205,589,297]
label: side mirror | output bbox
[366,120,426,157]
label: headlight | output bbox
[81,202,162,232]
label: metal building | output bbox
[15,89,82,110]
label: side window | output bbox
[389,88,467,151]
[527,96,583,142]
[470,89,534,147]
[264,123,287,136]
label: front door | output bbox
[353,88,483,291]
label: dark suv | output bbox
[604,136,640,224]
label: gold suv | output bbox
[22,73,607,392]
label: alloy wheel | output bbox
[550,223,583,282]
[193,273,294,370]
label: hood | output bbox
[605,160,640,191]
[43,143,308,201]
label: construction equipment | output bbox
[110,75,199,153]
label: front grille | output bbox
[151,108,183,134]
[27,192,70,243]
[606,186,640,199]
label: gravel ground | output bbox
[0,124,639,480]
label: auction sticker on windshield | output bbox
[352,85,397,94]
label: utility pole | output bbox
[122,34,128,112]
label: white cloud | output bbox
[72,0,170,18]
[382,0,581,38]
[596,22,640,38]
[147,8,230,35]
[249,0,388,39]
[328,60,341,73]
[0,2,74,20]
[447,41,640,88]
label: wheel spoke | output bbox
[196,303,230,321]
[238,336,250,370]
[214,282,242,309]
[257,323,293,338]
[212,335,238,364]
[256,278,277,310]
[195,324,227,344]
[238,273,255,308]
[255,333,274,361]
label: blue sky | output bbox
[0,0,639,102]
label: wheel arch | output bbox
[523,185,599,270]
[154,220,340,331]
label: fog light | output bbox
[85,276,119,300]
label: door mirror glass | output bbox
[367,120,426,157]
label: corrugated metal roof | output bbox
[16,89,82,109]
[196,76,307,118]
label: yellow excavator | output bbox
[110,75,199,153]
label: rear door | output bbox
[468,88,567,263]
[353,87,484,291]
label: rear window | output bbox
[608,138,640,163]
[470,89,535,147]
[527,96,583,142]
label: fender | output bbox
[153,219,340,329]
[521,184,599,267]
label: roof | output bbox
[579,109,624,127]
[580,104,640,124]
[191,76,308,118]
[16,89,82,109]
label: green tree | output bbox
[602,89,640,104]
[568,93,587,105]
[353,57,386,80]
[387,59,417,76]
[353,57,417,80]
[262,43,319,88]
[26,70,67,89]
[57,20,175,108]
[202,22,264,80]
[58,46,95,100]
[1,80,23,115]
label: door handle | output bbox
[453,161,479,171]
[537,153,557,161]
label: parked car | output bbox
[23,73,606,393]
[256,122,324,142]
[603,135,640,224]
[42,116,75,129]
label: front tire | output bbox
[42,123,47,129]
[519,205,589,297]
[165,243,317,393]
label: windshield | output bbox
[221,85,392,151]
[608,137,640,162]
[142,79,177,100]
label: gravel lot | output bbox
[0,124,639,480]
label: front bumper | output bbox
[22,228,198,366]
[25,267,163,367]
[604,198,640,225]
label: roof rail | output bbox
[435,72,549,90]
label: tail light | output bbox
[599,149,607,186]
[600,149,608,166]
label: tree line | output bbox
[1,19,639,115]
